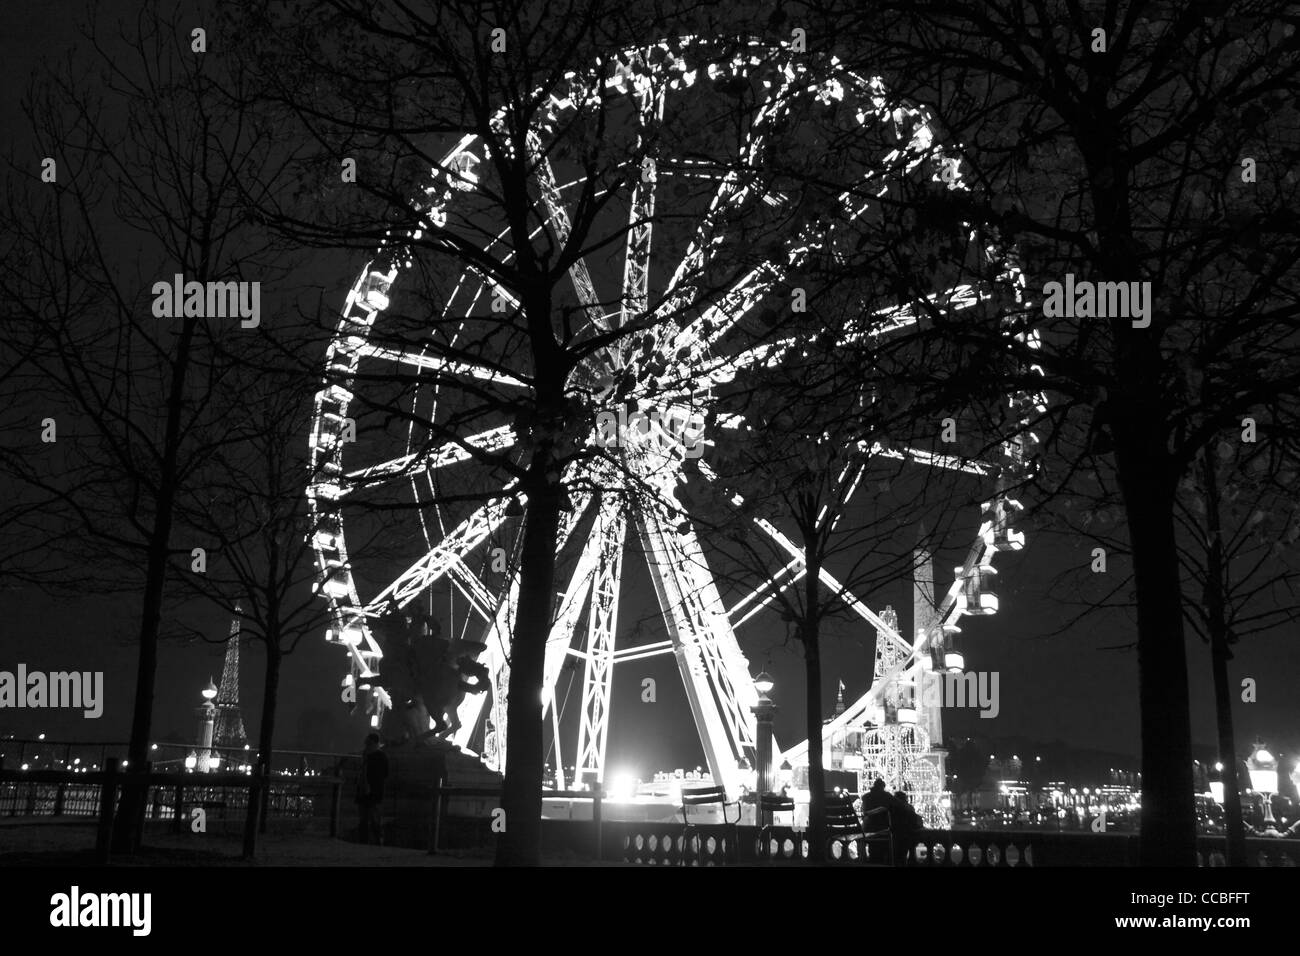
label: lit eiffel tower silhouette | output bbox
[213,605,247,750]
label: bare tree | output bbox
[811,0,1300,864]
[0,1,299,852]
[164,328,383,855]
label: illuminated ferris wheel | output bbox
[305,36,1044,799]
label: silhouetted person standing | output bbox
[356,733,389,845]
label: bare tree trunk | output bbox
[494,478,561,866]
[113,313,199,854]
[250,640,282,849]
[803,624,827,863]
[803,542,826,863]
[1092,138,1196,864]
[1201,448,1247,866]
[1119,448,1198,866]
[1210,629,1247,865]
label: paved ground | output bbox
[0,820,495,866]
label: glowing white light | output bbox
[322,569,352,599]
[1250,770,1277,794]
[607,773,637,802]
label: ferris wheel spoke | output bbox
[341,424,516,495]
[448,561,497,621]
[703,283,985,385]
[757,512,913,654]
[543,496,608,703]
[528,137,615,346]
[866,442,996,477]
[359,343,530,390]
[726,556,803,628]
[616,75,666,334]
[366,495,515,612]
[665,264,785,381]
[696,460,911,655]
[648,62,806,348]
[653,114,958,368]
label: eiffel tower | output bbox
[213,606,247,750]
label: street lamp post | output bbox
[196,678,217,773]
[1247,739,1278,825]
[751,672,776,798]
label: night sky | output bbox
[1,1,1297,776]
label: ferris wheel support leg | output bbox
[550,691,566,791]
[635,498,759,796]
[574,502,627,787]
